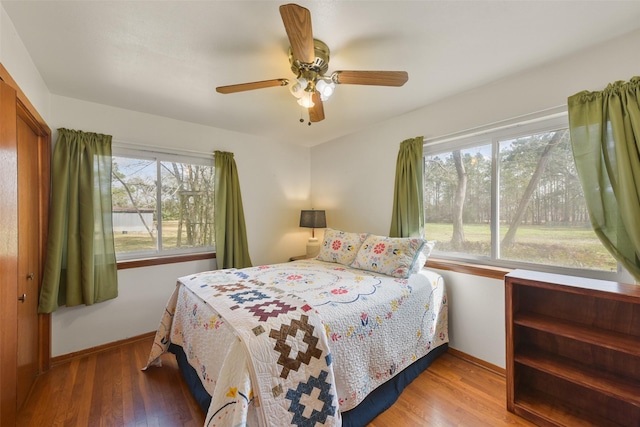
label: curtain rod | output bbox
[424,104,567,145]
[111,139,214,158]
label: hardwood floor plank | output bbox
[71,356,97,427]
[121,346,135,425]
[130,340,152,425]
[51,357,79,426]
[18,338,534,427]
[88,353,106,427]
[109,349,125,426]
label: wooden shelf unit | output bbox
[505,270,640,427]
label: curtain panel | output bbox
[389,136,425,238]
[214,150,252,269]
[39,128,118,313]
[568,76,640,281]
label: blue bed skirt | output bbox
[169,342,448,427]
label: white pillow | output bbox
[316,228,368,265]
[410,240,436,275]
[350,234,426,278]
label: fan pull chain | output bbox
[298,106,311,126]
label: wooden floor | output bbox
[18,337,535,427]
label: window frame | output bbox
[423,111,633,283]
[111,144,216,263]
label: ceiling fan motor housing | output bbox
[289,39,330,78]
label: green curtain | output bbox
[389,136,425,238]
[568,76,640,281]
[39,129,118,313]
[214,151,252,269]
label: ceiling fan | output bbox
[215,3,409,123]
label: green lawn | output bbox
[114,221,210,253]
[425,222,616,272]
[113,231,156,253]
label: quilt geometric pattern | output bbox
[269,314,323,379]
[177,267,341,427]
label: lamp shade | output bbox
[299,210,326,229]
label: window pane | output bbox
[424,144,492,258]
[112,150,215,260]
[498,129,616,272]
[160,161,215,251]
[112,156,158,254]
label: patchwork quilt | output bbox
[145,259,448,427]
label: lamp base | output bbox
[306,237,321,258]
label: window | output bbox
[111,147,215,260]
[423,114,627,281]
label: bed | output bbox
[145,232,448,427]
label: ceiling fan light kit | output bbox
[315,78,335,101]
[215,3,409,123]
[297,91,315,108]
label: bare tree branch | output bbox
[112,171,155,239]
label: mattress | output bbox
[145,259,448,426]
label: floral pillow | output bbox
[350,234,427,278]
[316,228,368,265]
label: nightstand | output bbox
[289,254,311,261]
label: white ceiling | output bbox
[4,1,640,147]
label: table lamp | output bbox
[299,209,326,257]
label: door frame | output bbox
[0,63,51,426]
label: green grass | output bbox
[425,222,617,272]
[114,232,156,253]
[114,221,208,253]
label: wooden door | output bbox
[0,73,20,427]
[0,66,51,427]
[16,115,41,408]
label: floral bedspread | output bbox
[145,259,448,426]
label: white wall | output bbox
[311,29,640,368]
[0,5,50,122]
[51,259,214,356]
[434,270,506,366]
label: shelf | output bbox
[514,312,640,356]
[506,269,640,303]
[515,349,640,407]
[506,270,640,426]
[289,254,311,261]
[514,387,620,427]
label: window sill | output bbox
[117,252,216,270]
[115,252,507,280]
[426,257,511,281]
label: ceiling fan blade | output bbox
[279,4,315,64]
[216,79,289,94]
[309,92,324,122]
[333,71,409,87]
